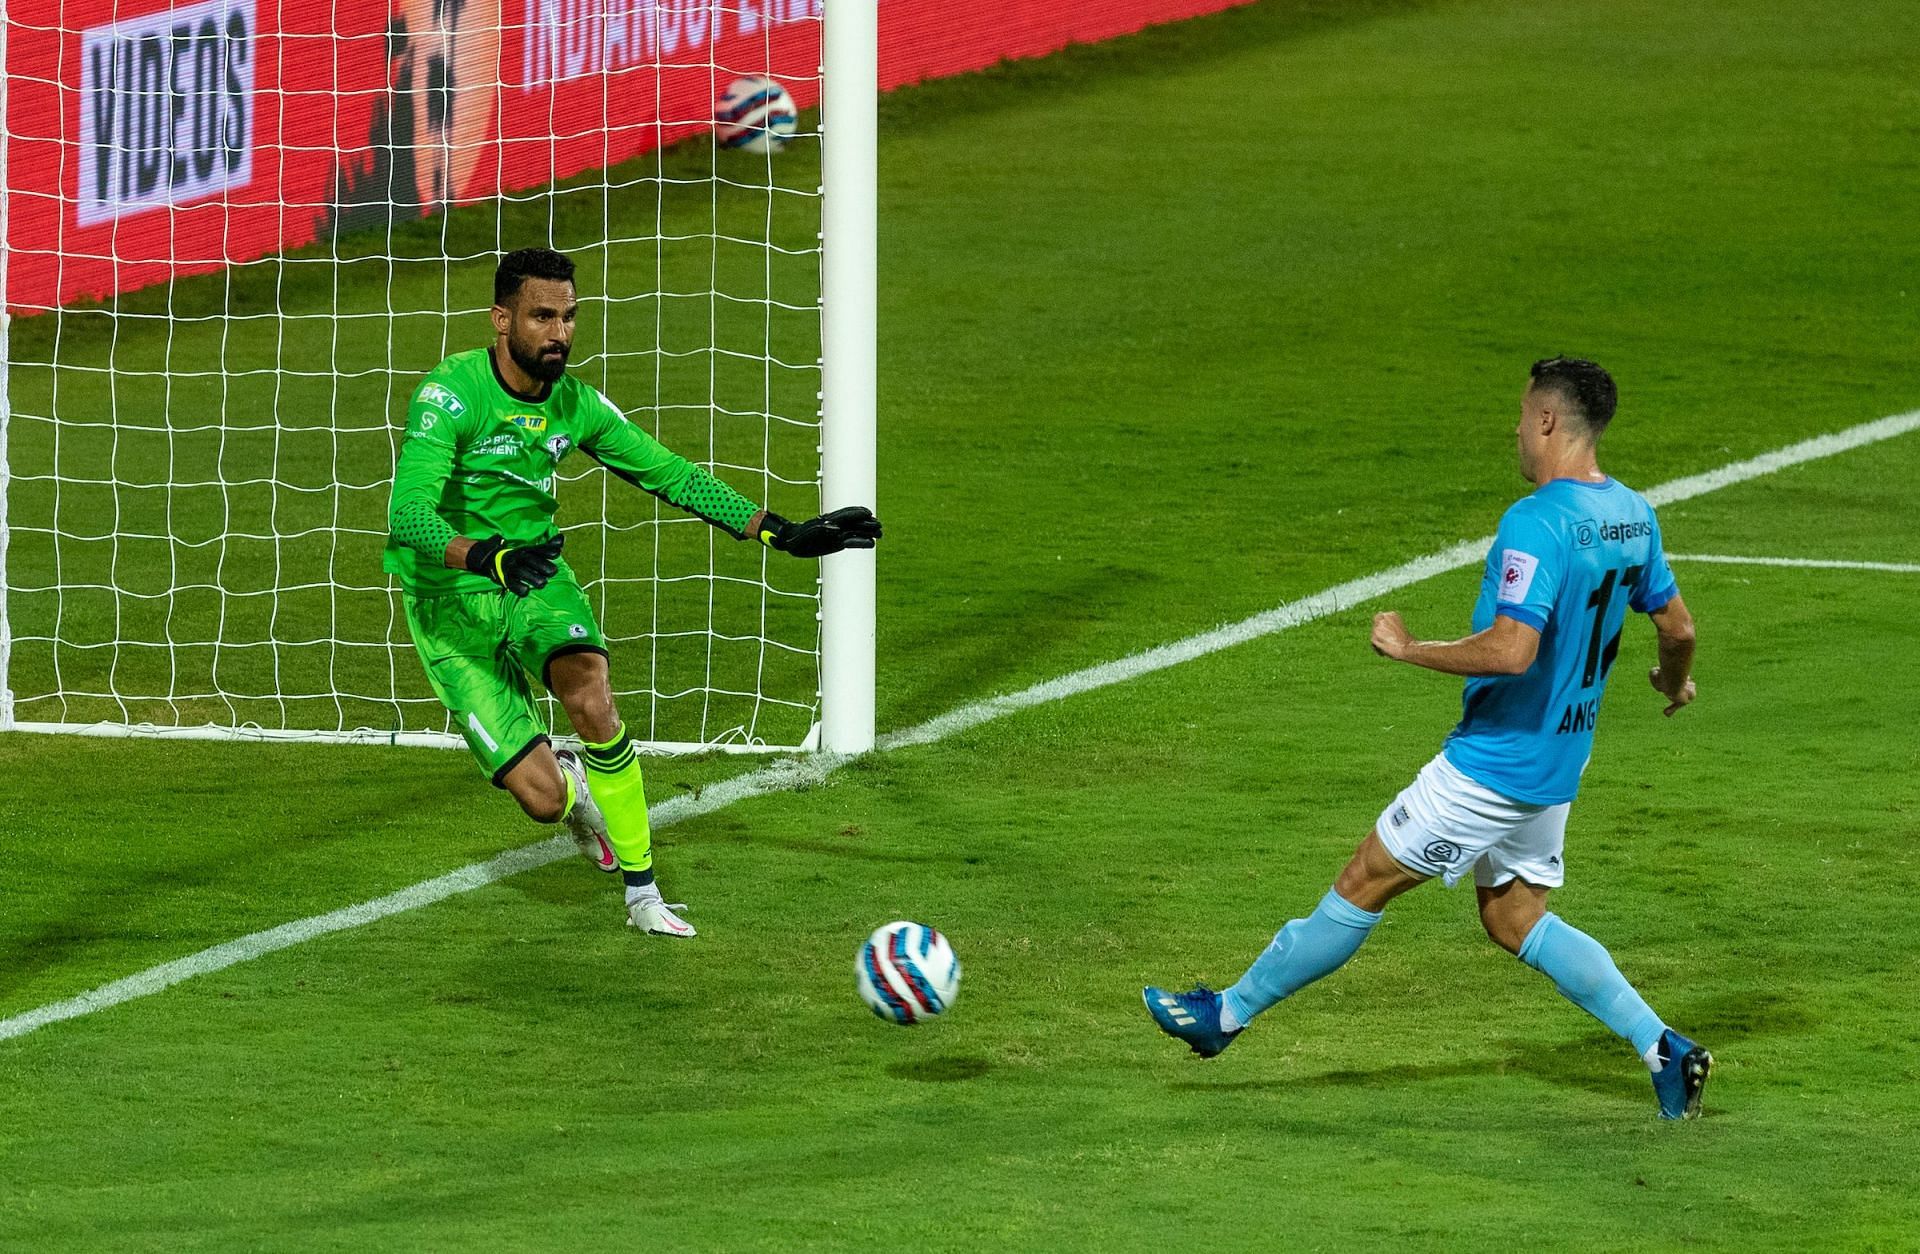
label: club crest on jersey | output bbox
[506,413,547,434]
[545,434,572,462]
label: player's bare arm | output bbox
[1647,594,1697,716]
[1370,610,1540,677]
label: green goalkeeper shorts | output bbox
[402,569,608,785]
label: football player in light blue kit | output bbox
[1144,358,1712,1119]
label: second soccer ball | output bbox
[857,922,961,1025]
[714,76,799,154]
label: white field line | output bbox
[1671,554,1920,574]
[4,407,1918,1045]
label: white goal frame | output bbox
[817,0,878,756]
[0,0,877,758]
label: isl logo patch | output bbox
[1496,549,1539,605]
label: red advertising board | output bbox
[3,0,1250,313]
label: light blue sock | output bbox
[1517,913,1667,1057]
[1222,888,1383,1027]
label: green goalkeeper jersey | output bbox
[384,347,762,595]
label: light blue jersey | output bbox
[1442,478,1678,805]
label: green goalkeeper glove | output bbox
[755,507,882,558]
[465,533,564,595]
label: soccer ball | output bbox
[856,921,961,1025]
[714,76,799,154]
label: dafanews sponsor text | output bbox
[1594,519,1652,543]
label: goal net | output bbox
[0,0,871,754]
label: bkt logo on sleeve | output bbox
[77,0,255,226]
[419,383,467,418]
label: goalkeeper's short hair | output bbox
[495,247,576,305]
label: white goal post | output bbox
[818,0,877,756]
[0,0,877,757]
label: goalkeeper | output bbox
[384,247,881,937]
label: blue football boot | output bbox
[1651,1027,1712,1119]
[1143,985,1242,1058]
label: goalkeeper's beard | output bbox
[509,335,570,383]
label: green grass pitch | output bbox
[5,0,1920,1248]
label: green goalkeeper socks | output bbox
[582,724,652,875]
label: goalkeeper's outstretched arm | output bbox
[583,405,882,557]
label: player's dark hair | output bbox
[494,247,576,306]
[1528,356,1617,438]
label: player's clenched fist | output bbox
[756,506,883,558]
[466,533,564,596]
[1648,666,1696,717]
[1370,611,1412,660]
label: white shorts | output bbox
[1375,753,1569,889]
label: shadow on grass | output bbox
[0,924,132,1003]
[880,565,1168,733]
[0,829,333,1001]
[1169,988,1811,1101]
[889,1055,993,1083]
[742,836,962,866]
